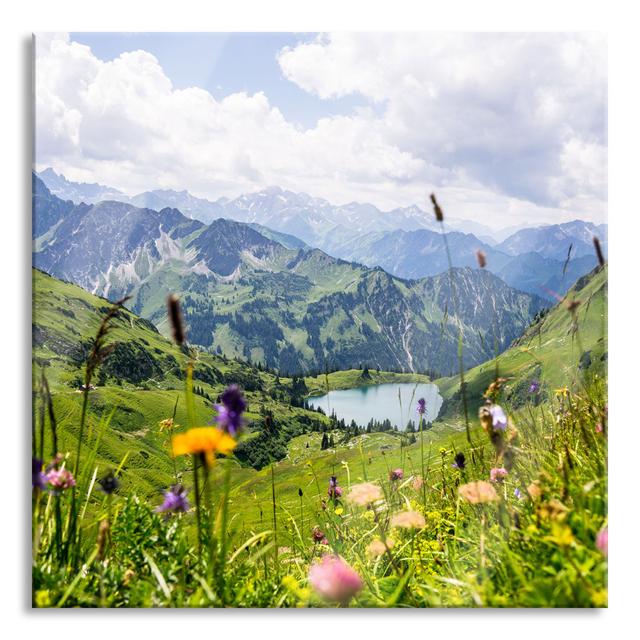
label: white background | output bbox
[2,0,638,636]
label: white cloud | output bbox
[35,32,607,229]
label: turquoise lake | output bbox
[307,382,442,429]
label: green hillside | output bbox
[437,266,607,414]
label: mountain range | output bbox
[33,173,546,376]
[37,168,607,299]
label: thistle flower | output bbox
[97,469,120,495]
[390,510,426,529]
[476,249,487,269]
[45,468,76,494]
[155,484,190,515]
[389,468,404,482]
[214,384,247,436]
[458,480,499,504]
[346,482,384,507]
[32,458,45,490]
[490,467,508,483]
[312,526,326,543]
[416,398,427,415]
[327,476,343,499]
[596,526,608,557]
[171,427,236,467]
[308,555,363,606]
[430,193,444,222]
[452,452,466,470]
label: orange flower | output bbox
[458,480,499,504]
[171,427,236,466]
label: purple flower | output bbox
[32,458,45,490]
[452,452,466,470]
[327,476,343,499]
[309,555,363,606]
[416,398,427,415]
[514,487,523,500]
[529,381,540,394]
[489,405,508,431]
[155,485,190,515]
[98,469,120,495]
[214,384,247,436]
[490,467,508,482]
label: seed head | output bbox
[167,294,186,346]
[430,193,444,222]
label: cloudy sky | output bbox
[35,32,607,229]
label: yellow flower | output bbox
[458,481,499,504]
[391,510,426,529]
[554,387,569,397]
[171,427,236,466]
[35,590,51,607]
[159,418,177,432]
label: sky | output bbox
[34,32,607,229]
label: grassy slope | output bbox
[32,268,433,504]
[436,266,607,413]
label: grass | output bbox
[31,266,607,608]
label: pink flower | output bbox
[595,423,603,433]
[490,467,509,482]
[308,555,363,606]
[45,468,76,494]
[596,526,608,557]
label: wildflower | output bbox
[555,387,569,397]
[390,510,426,529]
[327,475,343,499]
[527,482,542,502]
[489,405,508,431]
[476,249,487,269]
[416,398,427,415]
[45,468,76,494]
[308,555,363,606]
[538,499,569,521]
[595,422,603,433]
[389,468,404,482]
[458,480,499,504]
[155,484,190,515]
[312,526,326,543]
[412,476,424,492]
[98,469,120,495]
[346,482,384,506]
[596,526,608,557]
[158,418,176,432]
[490,467,508,483]
[367,539,394,559]
[171,426,236,467]
[529,380,540,394]
[32,457,45,490]
[514,487,523,500]
[214,384,247,437]
[452,452,466,470]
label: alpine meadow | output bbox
[32,32,608,608]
